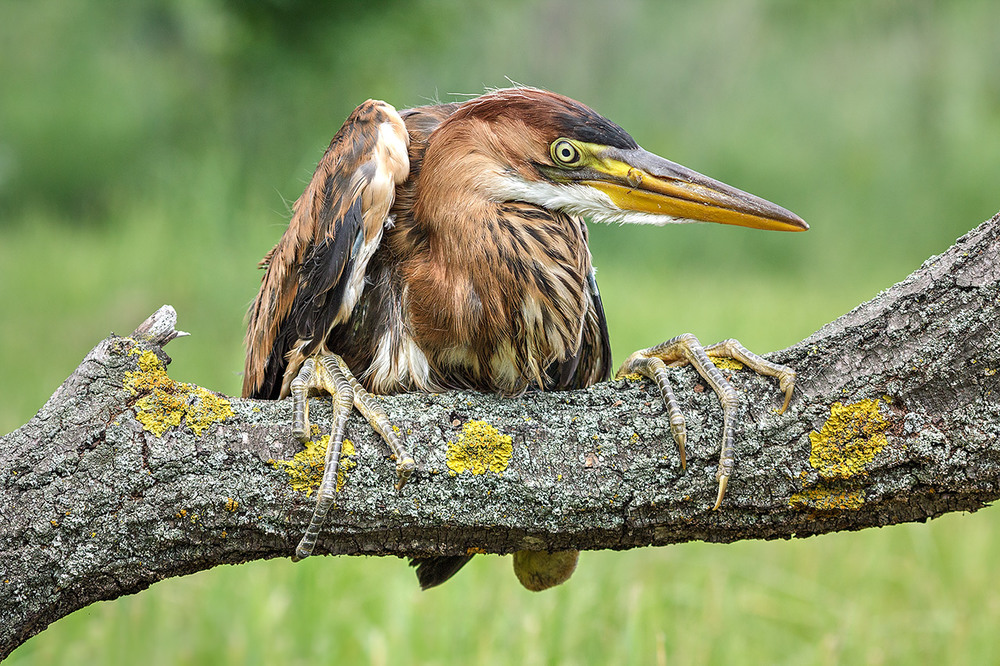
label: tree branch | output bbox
[3,212,1000,658]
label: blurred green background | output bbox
[3,0,999,663]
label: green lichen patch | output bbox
[789,487,865,511]
[124,350,234,438]
[808,399,890,479]
[446,420,513,475]
[270,436,356,495]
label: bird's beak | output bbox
[583,147,808,232]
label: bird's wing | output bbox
[551,266,613,390]
[243,100,410,399]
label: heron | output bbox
[243,87,807,590]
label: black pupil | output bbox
[559,144,575,161]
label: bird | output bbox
[243,87,807,590]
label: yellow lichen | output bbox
[808,399,890,479]
[710,357,745,371]
[270,436,356,495]
[224,497,239,512]
[185,386,235,436]
[136,349,161,371]
[134,393,183,438]
[789,488,865,510]
[446,420,513,475]
[124,350,233,438]
[124,351,176,394]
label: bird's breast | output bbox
[396,250,589,395]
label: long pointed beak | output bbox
[584,147,808,232]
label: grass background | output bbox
[3,1,999,663]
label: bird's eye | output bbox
[551,139,583,167]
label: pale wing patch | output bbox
[336,117,411,326]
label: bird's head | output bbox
[435,87,807,232]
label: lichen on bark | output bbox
[2,211,1000,659]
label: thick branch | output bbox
[3,213,1000,657]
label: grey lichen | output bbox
[2,215,1000,659]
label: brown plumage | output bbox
[244,87,806,589]
[244,91,614,403]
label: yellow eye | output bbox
[551,139,583,167]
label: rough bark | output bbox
[2,213,999,658]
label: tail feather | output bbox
[409,555,474,589]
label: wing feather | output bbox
[243,100,409,399]
[549,267,612,390]
[294,198,365,346]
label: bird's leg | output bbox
[616,334,795,510]
[331,355,416,488]
[288,354,416,560]
[290,357,321,443]
[293,357,352,560]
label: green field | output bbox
[3,1,1000,663]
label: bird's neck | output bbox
[395,183,511,357]
[399,126,513,294]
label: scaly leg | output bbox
[289,354,415,560]
[616,333,795,510]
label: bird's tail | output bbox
[409,555,475,589]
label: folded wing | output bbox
[243,100,410,399]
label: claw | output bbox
[712,475,729,511]
[777,373,795,414]
[395,457,416,490]
[668,412,687,470]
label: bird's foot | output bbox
[615,334,795,510]
[289,353,415,560]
